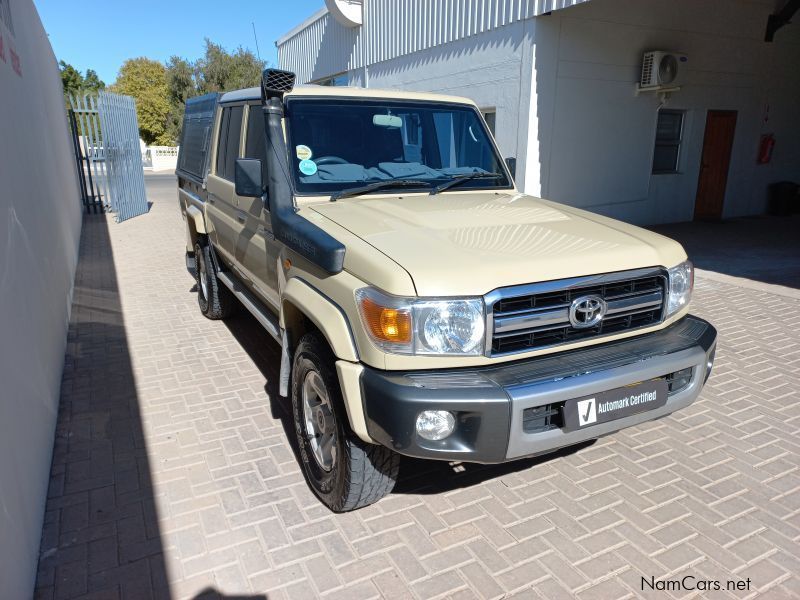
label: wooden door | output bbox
[694,110,737,220]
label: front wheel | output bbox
[291,332,399,512]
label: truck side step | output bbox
[216,271,282,343]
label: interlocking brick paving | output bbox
[35,174,800,599]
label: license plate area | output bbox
[562,379,669,433]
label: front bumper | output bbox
[361,315,717,463]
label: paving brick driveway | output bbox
[35,174,800,599]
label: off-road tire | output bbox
[194,241,234,320]
[291,332,399,512]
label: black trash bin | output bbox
[768,181,799,216]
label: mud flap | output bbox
[279,329,291,397]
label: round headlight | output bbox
[416,410,456,441]
[418,300,485,354]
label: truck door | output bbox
[206,104,244,263]
[236,104,281,310]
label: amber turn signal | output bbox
[359,296,412,343]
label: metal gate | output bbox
[68,92,149,222]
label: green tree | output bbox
[59,61,105,101]
[165,56,196,144]
[59,61,84,98]
[164,40,266,143]
[194,39,264,94]
[112,57,172,145]
[83,69,106,94]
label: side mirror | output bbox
[505,157,517,180]
[235,158,264,198]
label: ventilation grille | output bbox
[262,69,296,95]
[641,52,655,86]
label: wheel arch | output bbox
[179,187,208,254]
[281,278,372,443]
[281,278,358,363]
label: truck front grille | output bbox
[488,268,667,356]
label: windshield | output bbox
[285,98,512,195]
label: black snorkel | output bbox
[260,69,345,274]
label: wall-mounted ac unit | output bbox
[640,51,688,89]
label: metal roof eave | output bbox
[276,7,332,47]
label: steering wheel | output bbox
[314,156,348,165]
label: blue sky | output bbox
[34,0,324,83]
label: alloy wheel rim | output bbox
[302,370,337,472]
[199,255,209,300]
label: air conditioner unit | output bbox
[640,51,688,89]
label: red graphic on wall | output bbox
[10,45,20,75]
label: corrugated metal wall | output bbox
[277,12,364,83]
[278,0,590,83]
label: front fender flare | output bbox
[281,278,359,363]
[282,278,373,442]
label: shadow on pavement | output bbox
[651,214,800,289]
[223,305,596,498]
[193,587,267,600]
[35,214,171,599]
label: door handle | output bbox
[237,211,247,223]
[208,194,216,203]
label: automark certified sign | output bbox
[563,379,669,432]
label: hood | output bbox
[310,192,687,296]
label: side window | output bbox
[215,108,230,177]
[223,106,244,181]
[244,105,268,187]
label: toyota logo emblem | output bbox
[569,294,607,329]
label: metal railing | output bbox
[68,92,149,222]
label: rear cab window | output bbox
[215,105,244,181]
[244,104,269,188]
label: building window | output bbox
[652,110,684,174]
[314,72,349,87]
[482,109,497,136]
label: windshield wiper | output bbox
[330,179,431,201]
[429,172,504,195]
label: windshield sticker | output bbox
[295,145,313,160]
[299,159,318,176]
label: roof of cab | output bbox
[218,84,477,106]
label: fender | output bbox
[281,278,372,443]
[281,278,358,363]
[185,204,207,234]
[179,187,208,235]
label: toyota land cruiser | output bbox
[176,69,717,512]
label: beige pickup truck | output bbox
[176,69,717,512]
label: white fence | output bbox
[143,145,179,171]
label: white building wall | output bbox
[363,19,537,188]
[278,0,591,83]
[537,0,800,223]
[277,9,364,83]
[278,0,800,225]
[0,1,83,598]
